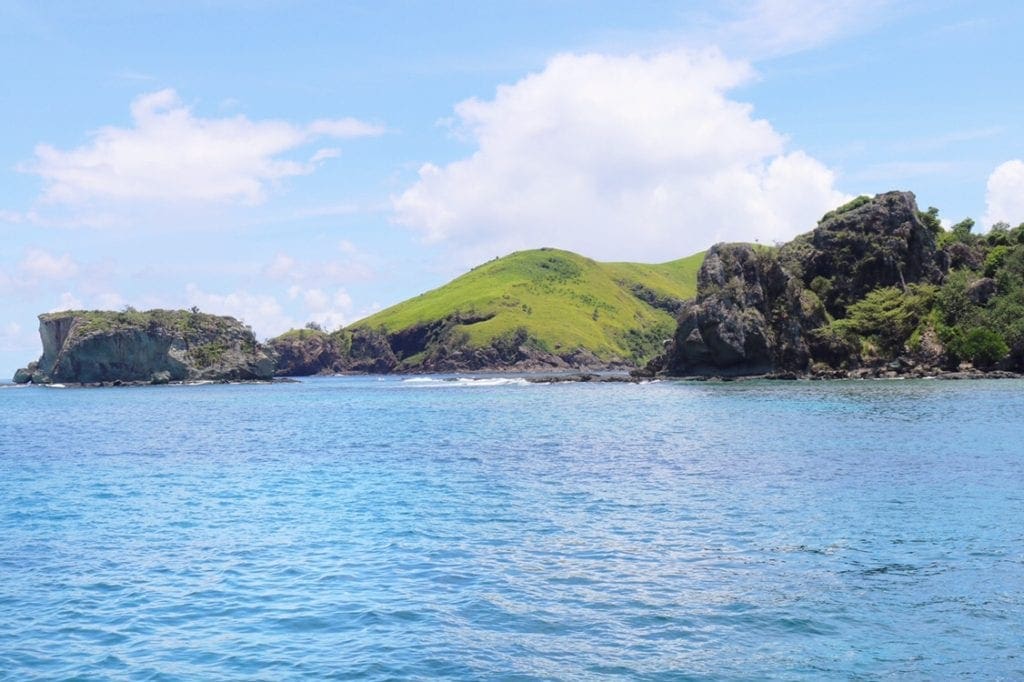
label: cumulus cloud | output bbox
[185,284,294,338]
[23,89,385,206]
[0,321,36,353]
[287,285,354,331]
[984,160,1024,227]
[18,248,79,280]
[261,245,375,285]
[51,292,84,312]
[393,49,848,263]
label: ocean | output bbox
[1,376,1022,680]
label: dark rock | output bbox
[12,364,34,384]
[944,242,983,271]
[967,277,998,305]
[784,191,941,317]
[346,329,398,373]
[656,191,950,379]
[659,243,824,376]
[268,330,346,376]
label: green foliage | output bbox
[935,270,978,327]
[44,308,238,340]
[931,241,1024,369]
[809,275,832,301]
[942,327,1008,368]
[984,245,1010,278]
[918,207,942,234]
[275,327,329,341]
[820,195,870,222]
[938,217,980,249]
[987,222,1011,246]
[348,248,704,364]
[190,342,227,368]
[827,284,936,355]
[952,218,975,240]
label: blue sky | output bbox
[2,0,1023,376]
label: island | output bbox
[12,308,276,385]
[12,191,1024,385]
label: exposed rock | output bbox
[12,309,275,384]
[783,191,942,317]
[625,283,686,315]
[268,329,347,376]
[346,329,399,373]
[912,327,947,368]
[267,313,631,376]
[967,277,998,305]
[653,192,960,379]
[944,242,984,271]
[658,243,825,376]
[12,362,35,384]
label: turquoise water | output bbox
[1,376,1022,680]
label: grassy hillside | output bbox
[351,248,704,364]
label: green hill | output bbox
[269,247,704,374]
[350,248,703,367]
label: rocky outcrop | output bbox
[12,309,275,384]
[781,191,942,316]
[658,244,826,376]
[268,319,623,376]
[647,191,962,378]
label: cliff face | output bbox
[662,244,826,376]
[13,309,275,384]
[651,191,955,378]
[781,191,943,316]
[267,321,615,376]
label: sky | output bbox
[2,0,1023,377]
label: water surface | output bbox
[1,377,1022,679]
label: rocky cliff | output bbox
[268,319,618,376]
[12,309,276,385]
[647,191,1022,378]
[659,243,827,376]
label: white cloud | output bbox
[310,147,341,163]
[984,160,1024,227]
[51,292,83,312]
[285,285,354,330]
[262,249,375,284]
[264,253,298,279]
[0,321,37,353]
[393,49,847,263]
[691,0,890,59]
[94,292,127,309]
[185,284,294,338]
[18,249,79,280]
[23,89,385,206]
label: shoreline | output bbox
[5,367,1021,388]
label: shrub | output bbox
[918,207,942,234]
[984,245,1010,278]
[820,195,870,223]
[828,285,936,355]
[945,327,1008,368]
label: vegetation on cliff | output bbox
[13,308,275,384]
[649,191,1024,378]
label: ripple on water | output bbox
[0,377,1023,679]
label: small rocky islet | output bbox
[12,190,1024,386]
[12,309,276,386]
